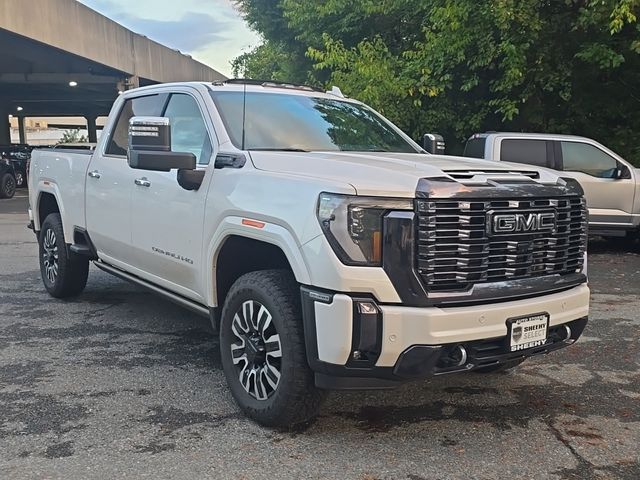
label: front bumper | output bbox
[301,284,590,389]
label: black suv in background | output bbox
[0,145,31,188]
[0,154,17,199]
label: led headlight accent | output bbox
[317,192,413,266]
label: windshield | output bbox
[209,90,418,153]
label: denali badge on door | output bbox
[507,313,549,352]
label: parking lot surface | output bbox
[1,192,639,480]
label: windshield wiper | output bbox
[248,147,310,152]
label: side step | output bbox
[93,261,210,318]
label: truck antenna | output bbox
[241,82,247,150]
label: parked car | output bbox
[0,154,17,199]
[463,132,640,241]
[0,145,32,188]
[28,81,590,427]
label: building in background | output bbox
[8,116,108,145]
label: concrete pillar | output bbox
[18,116,26,144]
[86,115,97,143]
[0,108,10,145]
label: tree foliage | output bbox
[58,129,87,145]
[233,0,640,162]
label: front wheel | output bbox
[39,213,89,298]
[219,270,323,428]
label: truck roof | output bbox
[469,132,593,142]
[123,80,355,102]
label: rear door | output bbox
[129,90,215,302]
[555,140,636,227]
[85,93,167,267]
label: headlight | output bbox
[317,192,413,266]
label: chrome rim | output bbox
[15,172,23,187]
[42,228,59,284]
[230,300,282,400]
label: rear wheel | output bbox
[39,213,89,298]
[0,173,16,199]
[219,269,323,428]
[474,358,525,373]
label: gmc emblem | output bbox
[488,211,556,235]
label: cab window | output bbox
[163,94,213,165]
[499,139,549,167]
[106,94,166,156]
[560,141,618,178]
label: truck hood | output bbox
[249,151,556,197]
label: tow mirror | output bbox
[422,133,446,154]
[127,116,196,172]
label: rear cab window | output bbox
[499,139,550,168]
[105,94,167,156]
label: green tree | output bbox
[233,0,640,163]
[58,129,87,145]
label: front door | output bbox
[556,140,636,227]
[130,91,215,302]
[85,93,166,267]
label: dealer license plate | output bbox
[507,313,549,352]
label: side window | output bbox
[105,94,166,156]
[561,141,618,178]
[163,94,213,165]
[500,139,549,167]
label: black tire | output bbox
[38,213,89,298]
[219,269,323,428]
[474,358,525,373]
[0,173,16,199]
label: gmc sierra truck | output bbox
[464,132,640,242]
[28,81,590,427]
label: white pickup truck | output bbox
[464,132,640,242]
[28,81,590,427]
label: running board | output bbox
[93,261,209,318]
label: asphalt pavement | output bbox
[1,191,639,480]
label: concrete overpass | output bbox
[0,0,226,144]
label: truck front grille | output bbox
[415,197,587,291]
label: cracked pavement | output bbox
[1,191,639,479]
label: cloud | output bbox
[116,12,229,52]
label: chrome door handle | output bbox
[88,170,101,179]
[134,178,151,187]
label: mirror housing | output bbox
[615,164,631,180]
[127,116,196,172]
[422,133,445,154]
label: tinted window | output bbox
[464,137,486,158]
[500,139,548,167]
[106,95,166,156]
[561,141,618,178]
[210,91,418,153]
[163,94,212,165]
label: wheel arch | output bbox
[206,217,311,310]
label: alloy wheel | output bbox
[42,228,59,284]
[230,300,282,400]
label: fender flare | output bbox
[204,216,312,307]
[34,182,71,241]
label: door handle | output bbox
[88,170,101,179]
[134,178,151,187]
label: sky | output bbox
[78,0,261,77]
